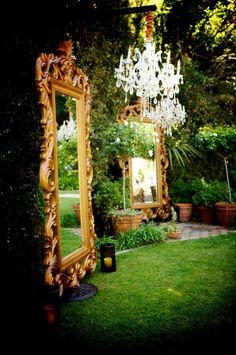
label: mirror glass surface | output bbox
[130,120,161,208]
[132,157,157,203]
[56,93,82,258]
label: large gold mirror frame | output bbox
[35,41,96,293]
[118,100,171,220]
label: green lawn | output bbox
[60,228,82,257]
[59,190,79,217]
[56,232,236,354]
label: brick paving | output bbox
[169,222,233,242]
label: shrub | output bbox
[194,125,236,202]
[60,213,79,228]
[169,179,195,203]
[116,222,167,250]
[93,178,131,236]
[192,178,229,207]
[57,138,79,190]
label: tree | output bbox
[194,125,236,202]
[104,120,154,210]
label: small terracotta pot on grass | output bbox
[167,231,181,240]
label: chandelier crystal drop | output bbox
[114,11,186,135]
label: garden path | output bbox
[169,222,233,242]
[116,222,234,255]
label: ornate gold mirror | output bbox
[35,40,96,294]
[118,100,170,220]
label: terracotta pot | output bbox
[73,204,80,222]
[111,213,143,235]
[197,205,214,224]
[215,202,236,228]
[168,231,181,239]
[174,203,193,222]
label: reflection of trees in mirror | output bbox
[57,138,78,190]
[105,120,157,210]
[131,121,158,204]
[56,95,78,191]
[56,94,76,127]
[56,94,69,125]
[56,95,81,256]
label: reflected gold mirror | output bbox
[35,40,97,294]
[118,100,171,220]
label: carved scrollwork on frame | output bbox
[35,40,97,293]
[118,99,171,221]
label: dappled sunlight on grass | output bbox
[167,288,183,296]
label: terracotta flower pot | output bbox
[215,202,236,228]
[197,205,214,224]
[174,203,193,222]
[111,212,143,235]
[167,231,181,239]
[73,204,80,222]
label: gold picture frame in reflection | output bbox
[35,40,97,294]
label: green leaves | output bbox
[116,222,167,250]
[166,139,202,168]
[194,125,236,157]
[104,120,154,161]
[192,178,229,207]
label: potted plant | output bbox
[194,125,236,227]
[103,120,154,234]
[165,206,181,239]
[72,203,80,222]
[192,178,228,224]
[169,179,195,222]
[109,207,144,235]
[92,179,126,236]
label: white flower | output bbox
[148,149,153,157]
[115,137,121,143]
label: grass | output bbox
[58,190,80,228]
[60,228,82,257]
[59,191,81,257]
[53,232,236,354]
[59,190,79,218]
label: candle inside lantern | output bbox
[103,257,113,269]
[43,304,56,325]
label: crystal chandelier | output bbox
[114,11,186,135]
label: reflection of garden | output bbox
[56,94,78,191]
[61,227,82,258]
[56,96,82,257]
[132,157,157,203]
[59,190,81,257]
